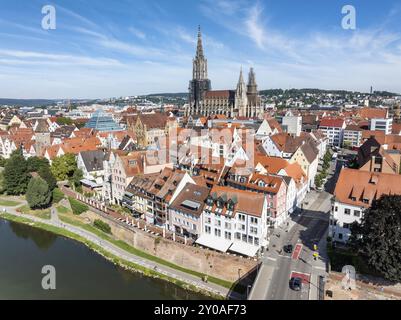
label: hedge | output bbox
[52,188,64,204]
[93,219,111,234]
[68,197,88,215]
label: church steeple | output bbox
[188,26,211,116]
[196,25,204,58]
[236,67,246,96]
[236,67,248,117]
[193,26,208,80]
[247,67,257,94]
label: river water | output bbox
[0,219,209,300]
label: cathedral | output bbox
[186,27,264,118]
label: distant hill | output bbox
[146,93,188,98]
[0,98,57,107]
[259,88,399,96]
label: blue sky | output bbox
[1,0,401,99]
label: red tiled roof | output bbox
[319,118,345,128]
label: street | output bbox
[249,155,343,300]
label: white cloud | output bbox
[0,49,122,67]
[245,4,265,49]
[129,27,146,39]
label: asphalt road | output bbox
[253,156,340,301]
[265,193,331,300]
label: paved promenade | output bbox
[1,203,239,299]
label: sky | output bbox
[1,0,401,99]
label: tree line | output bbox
[0,150,83,209]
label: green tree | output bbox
[0,156,7,167]
[0,171,5,194]
[70,168,83,188]
[315,174,323,188]
[349,195,401,282]
[27,156,50,173]
[55,117,73,126]
[26,177,52,209]
[3,149,30,195]
[38,166,57,190]
[51,153,77,181]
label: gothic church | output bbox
[187,27,264,118]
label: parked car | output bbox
[289,277,302,291]
[283,244,293,253]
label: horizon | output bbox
[0,86,400,102]
[1,0,401,99]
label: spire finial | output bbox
[196,25,204,58]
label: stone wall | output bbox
[83,211,257,282]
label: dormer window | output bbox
[258,181,264,187]
[227,199,234,211]
[206,197,214,206]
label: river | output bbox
[0,219,209,300]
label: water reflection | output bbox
[0,219,209,300]
[8,220,57,250]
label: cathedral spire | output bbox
[248,67,256,86]
[196,25,204,58]
[247,67,258,96]
[193,25,208,80]
[238,66,244,84]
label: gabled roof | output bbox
[270,133,303,153]
[136,113,169,129]
[299,142,319,164]
[169,183,210,217]
[283,162,307,187]
[208,185,265,218]
[319,118,345,128]
[334,168,401,208]
[255,155,289,174]
[147,168,186,201]
[79,150,105,172]
[204,90,234,99]
[358,107,388,120]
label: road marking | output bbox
[292,244,303,260]
[313,266,326,271]
[290,271,311,284]
[266,257,277,262]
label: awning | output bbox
[195,234,232,252]
[229,241,259,257]
[80,179,102,188]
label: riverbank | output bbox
[0,211,227,300]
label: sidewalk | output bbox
[1,206,235,299]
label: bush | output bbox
[52,188,64,204]
[26,177,52,209]
[68,197,88,215]
[93,219,111,234]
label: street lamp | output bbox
[247,285,252,299]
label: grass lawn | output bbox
[18,205,51,220]
[56,205,70,214]
[0,199,21,207]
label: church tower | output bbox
[187,26,211,116]
[246,68,263,118]
[236,68,248,117]
[247,68,258,104]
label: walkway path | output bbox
[1,204,237,300]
